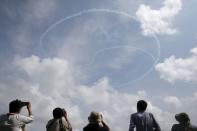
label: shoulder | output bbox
[47,119,54,124]
[46,119,55,128]
[190,125,197,129]
[103,125,110,131]
[146,112,153,116]
[0,114,7,121]
[172,124,179,127]
[0,114,7,118]
[146,112,156,118]
[131,113,138,117]
[83,124,90,131]
[171,124,180,130]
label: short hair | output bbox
[9,99,27,113]
[53,108,63,119]
[137,100,148,112]
[88,111,102,124]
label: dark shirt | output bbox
[129,112,161,131]
[171,124,197,131]
[83,123,109,131]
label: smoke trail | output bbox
[39,9,161,87]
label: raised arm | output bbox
[27,102,33,117]
[102,121,110,131]
[18,102,34,124]
[63,109,72,131]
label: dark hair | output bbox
[53,108,64,119]
[9,99,27,113]
[137,100,148,112]
[175,113,190,124]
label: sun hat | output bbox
[175,112,190,123]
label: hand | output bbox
[100,114,103,122]
[62,109,67,117]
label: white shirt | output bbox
[0,113,34,131]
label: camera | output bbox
[53,108,67,119]
[61,108,66,116]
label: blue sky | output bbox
[0,0,197,131]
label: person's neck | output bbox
[138,111,145,113]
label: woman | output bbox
[46,108,72,131]
[83,111,110,131]
[171,112,197,131]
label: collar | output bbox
[7,113,18,115]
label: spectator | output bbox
[171,112,197,131]
[83,111,110,131]
[46,107,72,131]
[0,99,34,131]
[129,100,161,131]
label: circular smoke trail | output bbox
[39,8,161,87]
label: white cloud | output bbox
[163,96,182,108]
[164,93,197,125]
[155,47,197,83]
[136,0,182,35]
[0,55,173,131]
[191,47,197,55]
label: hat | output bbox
[175,112,190,123]
[88,111,102,124]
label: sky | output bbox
[0,0,197,131]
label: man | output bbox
[0,99,34,131]
[129,100,161,131]
[83,111,110,131]
[46,107,72,131]
[171,112,197,131]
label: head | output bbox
[175,112,190,125]
[137,100,148,112]
[88,111,102,124]
[9,99,28,113]
[53,108,64,119]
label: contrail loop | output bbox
[39,8,161,87]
